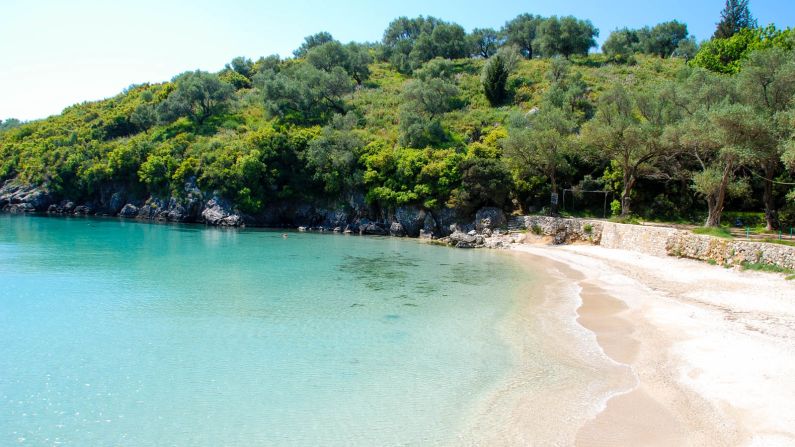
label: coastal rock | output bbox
[432,208,458,236]
[394,206,427,237]
[73,204,94,215]
[108,192,126,214]
[119,204,139,218]
[475,207,506,232]
[360,222,387,236]
[389,222,406,237]
[0,180,53,211]
[449,230,477,245]
[201,197,244,226]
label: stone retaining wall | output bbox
[512,217,795,271]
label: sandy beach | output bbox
[510,244,795,447]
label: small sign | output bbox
[550,192,559,205]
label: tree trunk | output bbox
[704,162,733,227]
[550,173,559,216]
[621,173,636,216]
[763,160,778,231]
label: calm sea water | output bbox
[0,215,537,446]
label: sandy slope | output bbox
[513,244,795,447]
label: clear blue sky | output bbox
[1,0,793,121]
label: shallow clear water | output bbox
[0,215,535,446]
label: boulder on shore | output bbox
[201,197,244,227]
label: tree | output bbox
[737,48,795,229]
[602,28,641,62]
[468,28,501,58]
[664,68,751,227]
[294,32,335,57]
[502,13,544,58]
[398,65,459,147]
[581,84,675,216]
[305,113,365,195]
[544,59,590,120]
[343,43,373,85]
[381,16,467,72]
[481,47,519,106]
[454,157,513,214]
[306,41,348,72]
[693,26,793,74]
[714,0,757,39]
[226,56,254,79]
[534,16,598,58]
[157,71,234,126]
[258,63,354,124]
[643,21,689,58]
[502,106,574,214]
[673,37,699,61]
[0,118,22,133]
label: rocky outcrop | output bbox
[389,222,406,237]
[0,180,53,212]
[201,197,244,226]
[474,207,506,232]
[359,221,387,235]
[119,204,139,218]
[393,206,427,237]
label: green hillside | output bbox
[1,10,794,232]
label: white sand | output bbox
[511,244,795,446]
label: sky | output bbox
[1,0,793,121]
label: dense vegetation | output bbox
[2,1,795,229]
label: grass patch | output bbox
[583,223,593,234]
[609,215,641,225]
[740,261,794,275]
[707,259,718,265]
[760,238,795,247]
[692,226,734,239]
[530,224,543,236]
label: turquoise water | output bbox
[0,215,535,446]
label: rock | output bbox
[108,192,126,214]
[394,206,427,237]
[475,207,506,232]
[449,230,477,245]
[8,203,35,213]
[333,227,342,233]
[419,229,433,239]
[119,204,139,218]
[298,226,307,232]
[482,228,492,237]
[73,204,94,215]
[475,235,485,245]
[432,208,458,236]
[389,222,406,237]
[0,180,53,211]
[360,222,387,236]
[343,225,353,234]
[201,197,243,227]
[467,230,477,236]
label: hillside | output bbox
[1,14,794,236]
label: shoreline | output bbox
[510,243,795,446]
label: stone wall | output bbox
[515,215,603,245]
[510,216,795,270]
